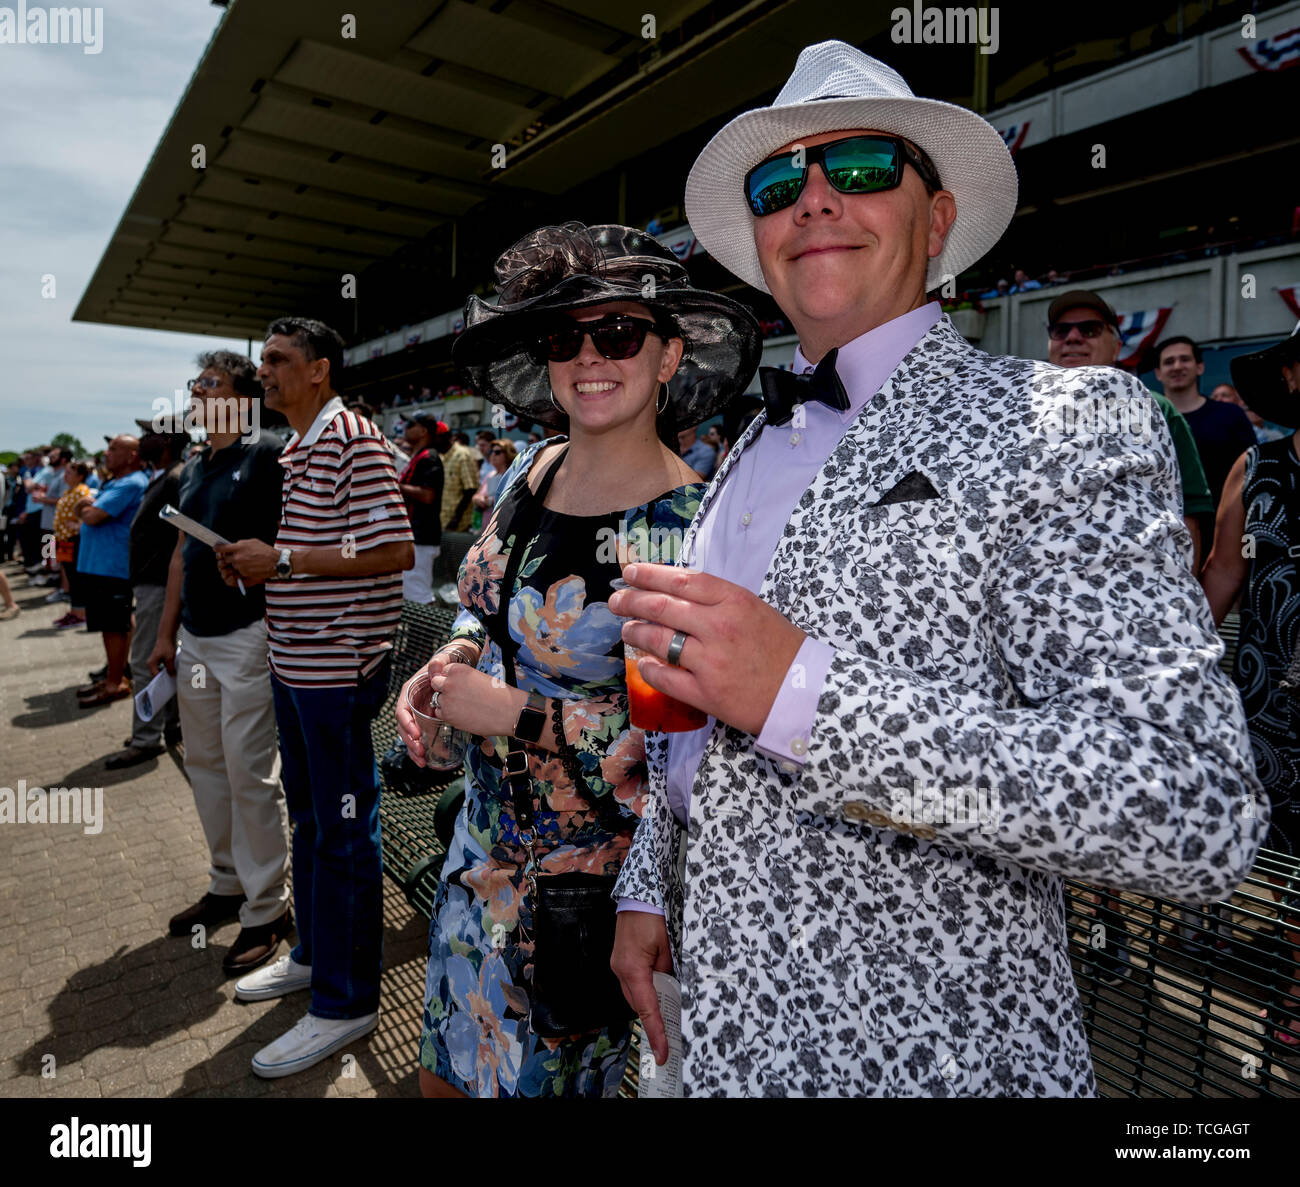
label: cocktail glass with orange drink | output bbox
[613,533,708,733]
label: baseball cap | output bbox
[411,411,449,433]
[1047,290,1118,327]
[135,413,189,436]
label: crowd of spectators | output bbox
[365,379,474,412]
[976,224,1299,303]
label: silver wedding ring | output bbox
[430,689,440,711]
[666,631,688,667]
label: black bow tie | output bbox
[758,348,850,427]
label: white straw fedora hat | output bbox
[685,40,1018,293]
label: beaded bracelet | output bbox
[549,698,586,786]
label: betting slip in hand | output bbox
[134,665,177,723]
[159,504,245,595]
[637,971,684,1098]
[159,504,229,549]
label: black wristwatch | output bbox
[513,691,548,744]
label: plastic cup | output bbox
[624,641,707,733]
[405,671,470,771]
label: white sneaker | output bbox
[233,954,311,1002]
[251,1010,379,1078]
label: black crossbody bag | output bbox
[486,447,636,1037]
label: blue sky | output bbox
[0,1,253,455]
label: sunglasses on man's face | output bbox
[743,134,943,218]
[529,315,666,364]
[1048,319,1109,341]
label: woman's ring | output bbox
[666,631,688,667]
[430,689,440,711]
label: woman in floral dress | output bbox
[395,223,760,1097]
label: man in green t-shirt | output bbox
[1047,290,1212,572]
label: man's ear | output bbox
[927,190,957,261]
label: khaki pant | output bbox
[128,583,178,748]
[177,620,290,927]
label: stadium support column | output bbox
[972,1,990,112]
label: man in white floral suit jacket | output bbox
[608,41,1269,1097]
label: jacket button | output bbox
[789,432,802,446]
[790,736,807,756]
[740,511,753,526]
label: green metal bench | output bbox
[372,536,476,921]
[375,600,466,918]
[1066,853,1298,1098]
[1217,609,1240,679]
[434,531,475,584]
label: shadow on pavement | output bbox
[16,933,238,1080]
[18,911,427,1097]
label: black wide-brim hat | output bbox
[1231,324,1300,429]
[452,222,761,429]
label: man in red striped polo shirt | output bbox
[215,317,414,1078]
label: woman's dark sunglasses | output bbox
[529,314,669,364]
[743,134,943,218]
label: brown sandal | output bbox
[78,685,132,708]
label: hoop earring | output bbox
[550,389,563,413]
[656,382,669,414]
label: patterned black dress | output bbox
[1234,434,1300,855]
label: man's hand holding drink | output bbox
[609,562,807,736]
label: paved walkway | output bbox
[0,559,427,1098]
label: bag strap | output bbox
[486,444,567,668]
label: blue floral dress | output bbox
[418,440,703,1097]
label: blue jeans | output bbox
[270,658,389,1019]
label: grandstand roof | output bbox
[72,0,893,339]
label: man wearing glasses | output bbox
[149,352,293,974]
[1046,289,1211,571]
[610,42,1266,1096]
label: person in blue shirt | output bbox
[74,435,149,706]
[677,423,718,480]
[15,450,42,570]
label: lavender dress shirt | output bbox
[620,301,940,915]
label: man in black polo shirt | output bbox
[105,424,186,768]
[149,351,292,975]
[399,411,445,603]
